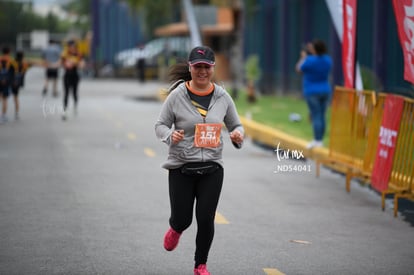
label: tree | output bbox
[0,1,48,46]
[126,0,181,39]
[0,1,86,48]
[61,0,91,34]
[244,54,261,103]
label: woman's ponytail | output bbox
[168,63,191,83]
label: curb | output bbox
[239,116,329,161]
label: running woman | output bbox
[155,46,244,275]
[60,40,84,120]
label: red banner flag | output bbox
[371,94,405,192]
[393,0,414,85]
[342,0,357,88]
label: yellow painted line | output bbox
[103,113,119,125]
[214,211,229,224]
[105,113,114,120]
[263,268,286,275]
[127,133,137,141]
[144,147,156,157]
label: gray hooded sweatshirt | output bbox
[155,82,244,169]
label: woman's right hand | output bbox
[171,130,184,144]
[300,50,307,58]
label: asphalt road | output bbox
[1,68,413,275]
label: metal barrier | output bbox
[384,97,414,216]
[317,87,414,216]
[316,87,382,192]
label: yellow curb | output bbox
[239,117,358,179]
[240,116,328,161]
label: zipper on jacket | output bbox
[184,84,222,162]
[201,116,206,162]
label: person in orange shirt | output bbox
[10,50,30,120]
[60,40,84,120]
[0,46,16,123]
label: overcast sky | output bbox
[29,0,70,17]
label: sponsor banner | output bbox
[393,0,414,84]
[325,0,363,90]
[371,94,405,192]
[342,0,357,88]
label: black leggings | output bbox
[168,165,224,266]
[63,72,79,110]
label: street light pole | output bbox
[182,0,202,47]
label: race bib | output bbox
[194,123,222,148]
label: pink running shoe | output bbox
[163,227,181,251]
[194,264,210,275]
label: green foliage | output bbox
[126,0,148,9]
[62,0,90,15]
[360,66,383,91]
[234,90,331,143]
[210,0,237,7]
[244,54,261,83]
[0,2,40,45]
[126,0,179,38]
[0,1,77,46]
[61,0,91,34]
[245,0,258,19]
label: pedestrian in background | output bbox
[61,40,84,121]
[11,50,30,120]
[42,39,61,97]
[0,46,15,123]
[135,43,146,83]
[296,39,333,149]
[155,46,244,275]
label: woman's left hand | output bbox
[230,130,243,144]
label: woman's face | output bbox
[306,43,316,55]
[189,63,215,89]
[68,44,77,54]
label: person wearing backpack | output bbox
[11,51,30,120]
[0,46,16,123]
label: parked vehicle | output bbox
[114,36,191,78]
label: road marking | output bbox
[144,147,156,157]
[290,239,312,245]
[62,138,75,153]
[101,111,123,129]
[263,268,286,275]
[105,113,114,121]
[214,212,229,224]
[127,133,137,141]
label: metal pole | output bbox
[182,0,202,47]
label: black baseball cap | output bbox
[188,46,215,66]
